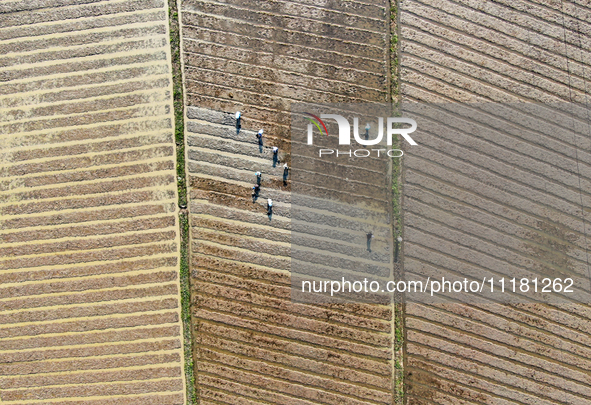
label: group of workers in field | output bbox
[238,111,377,251]
[238,112,288,217]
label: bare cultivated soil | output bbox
[179,0,399,403]
[399,0,591,403]
[0,0,185,403]
[2,0,587,404]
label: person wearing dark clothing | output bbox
[366,231,374,252]
[252,184,260,202]
[283,163,289,185]
[272,146,279,167]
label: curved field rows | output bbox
[179,0,398,404]
[0,1,185,403]
[399,0,591,403]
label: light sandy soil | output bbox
[0,1,185,403]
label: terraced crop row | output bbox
[399,0,591,403]
[0,0,185,403]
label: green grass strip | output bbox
[167,1,196,403]
[390,1,404,404]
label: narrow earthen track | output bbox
[178,0,401,403]
[0,0,186,403]
[399,0,591,403]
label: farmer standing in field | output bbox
[283,163,289,185]
[272,146,279,167]
[267,198,273,216]
[366,231,374,252]
[252,184,260,200]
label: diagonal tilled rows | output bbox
[399,0,591,403]
[179,0,398,403]
[0,0,186,403]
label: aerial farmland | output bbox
[0,0,590,404]
[0,1,186,403]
